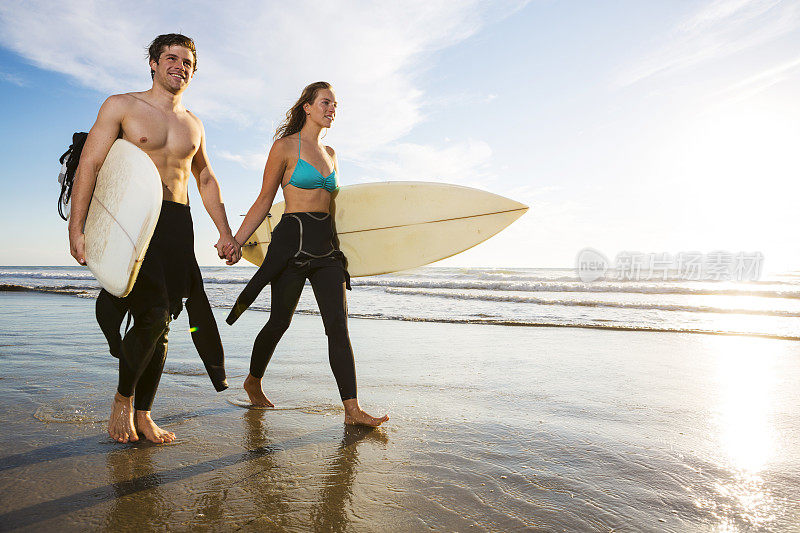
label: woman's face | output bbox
[306,88,337,128]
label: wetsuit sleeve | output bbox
[226,219,299,325]
[186,283,228,392]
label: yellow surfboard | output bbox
[241,182,528,276]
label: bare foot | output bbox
[243,374,274,408]
[134,411,176,444]
[108,392,138,443]
[343,398,389,427]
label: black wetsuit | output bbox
[96,201,228,411]
[226,212,356,401]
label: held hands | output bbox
[215,233,241,265]
[224,240,241,265]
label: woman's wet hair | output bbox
[274,81,333,140]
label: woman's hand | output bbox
[224,239,242,265]
[215,234,241,265]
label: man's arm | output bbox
[68,95,126,264]
[191,119,240,265]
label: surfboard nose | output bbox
[472,189,529,219]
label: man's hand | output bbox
[215,234,241,265]
[224,238,242,265]
[69,231,87,265]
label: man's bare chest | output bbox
[121,108,200,162]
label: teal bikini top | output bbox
[283,134,338,193]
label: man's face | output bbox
[150,45,195,93]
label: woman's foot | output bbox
[108,392,138,443]
[134,410,176,444]
[244,374,274,407]
[343,398,389,427]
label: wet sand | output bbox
[1,291,799,531]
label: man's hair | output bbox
[147,33,197,79]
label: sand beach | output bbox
[1,288,799,531]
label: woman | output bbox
[226,82,388,427]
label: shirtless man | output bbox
[68,34,241,444]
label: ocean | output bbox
[3,265,800,340]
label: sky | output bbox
[1,0,799,272]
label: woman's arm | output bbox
[233,140,288,246]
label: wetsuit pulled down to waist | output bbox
[96,201,228,396]
[226,212,350,325]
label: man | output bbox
[68,34,242,444]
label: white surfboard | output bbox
[84,139,163,297]
[241,182,528,276]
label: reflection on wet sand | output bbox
[235,408,291,530]
[312,425,389,531]
[103,446,171,531]
[234,408,390,530]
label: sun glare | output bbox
[716,342,774,474]
[709,337,783,528]
[670,101,799,255]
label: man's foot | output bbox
[134,411,176,444]
[244,374,274,408]
[343,398,389,427]
[108,392,138,443]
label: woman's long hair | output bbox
[274,81,332,140]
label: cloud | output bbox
[616,0,800,87]
[0,0,526,158]
[713,54,800,103]
[351,139,495,189]
[0,70,27,86]
[217,149,267,171]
